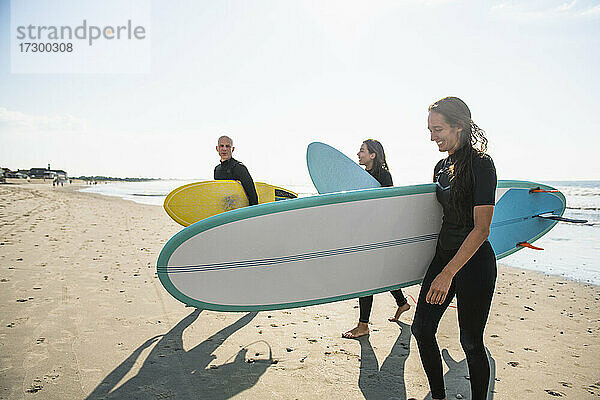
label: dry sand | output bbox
[0,182,598,399]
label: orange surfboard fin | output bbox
[517,241,544,250]
[529,187,559,193]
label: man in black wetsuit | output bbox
[214,135,259,206]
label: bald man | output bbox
[214,135,258,206]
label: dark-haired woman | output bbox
[342,139,410,339]
[411,97,497,400]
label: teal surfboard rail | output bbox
[157,180,565,311]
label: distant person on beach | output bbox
[411,97,497,400]
[214,135,258,206]
[342,139,410,339]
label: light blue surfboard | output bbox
[489,185,565,258]
[307,142,380,193]
[157,180,565,312]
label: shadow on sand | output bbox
[423,348,496,400]
[358,321,496,400]
[87,309,271,400]
[358,321,413,400]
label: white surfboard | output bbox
[157,181,565,311]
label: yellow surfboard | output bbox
[164,180,297,226]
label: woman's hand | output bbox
[425,205,495,305]
[426,269,454,305]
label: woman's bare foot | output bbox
[342,322,369,339]
[388,303,411,322]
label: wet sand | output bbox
[1,182,598,399]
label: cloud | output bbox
[580,3,600,15]
[556,1,577,11]
[490,0,600,19]
[0,107,87,133]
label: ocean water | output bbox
[79,180,319,206]
[80,180,600,285]
[80,180,203,206]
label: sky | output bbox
[1,0,599,186]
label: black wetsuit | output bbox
[358,166,408,323]
[411,152,497,400]
[214,158,258,206]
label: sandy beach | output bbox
[1,182,598,400]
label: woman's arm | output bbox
[426,204,494,305]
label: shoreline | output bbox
[0,183,598,399]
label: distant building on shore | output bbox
[28,168,68,179]
[0,165,68,180]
